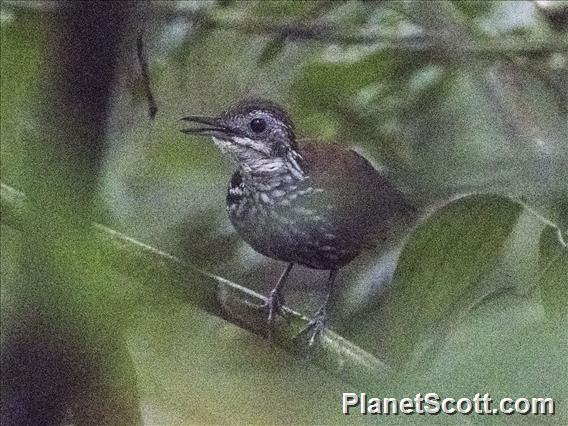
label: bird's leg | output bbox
[265,263,294,327]
[298,269,338,346]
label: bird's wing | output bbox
[297,141,416,246]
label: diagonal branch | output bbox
[1,182,391,387]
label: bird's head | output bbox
[181,98,303,178]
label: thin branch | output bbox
[0,183,391,387]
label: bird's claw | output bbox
[297,308,327,347]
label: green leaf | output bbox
[257,36,286,65]
[253,0,314,18]
[538,225,568,320]
[390,291,567,421]
[385,194,523,367]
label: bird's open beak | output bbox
[180,115,230,137]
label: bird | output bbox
[181,98,416,344]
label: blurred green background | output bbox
[1,1,567,424]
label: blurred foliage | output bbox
[385,195,524,368]
[1,1,567,424]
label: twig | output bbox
[0,183,391,387]
[136,32,158,120]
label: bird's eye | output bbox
[249,118,266,133]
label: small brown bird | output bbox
[182,99,415,343]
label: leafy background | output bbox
[1,1,567,424]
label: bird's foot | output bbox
[264,288,289,339]
[266,288,285,322]
[297,307,327,347]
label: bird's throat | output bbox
[213,136,305,192]
[242,156,305,193]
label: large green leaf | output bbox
[385,194,523,367]
[389,291,567,423]
[538,225,568,320]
